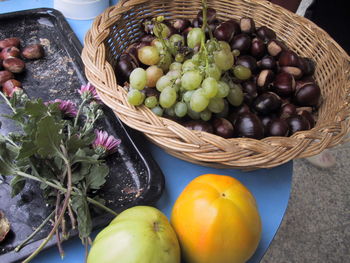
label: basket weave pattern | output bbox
[82,0,350,169]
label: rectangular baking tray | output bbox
[0,8,164,263]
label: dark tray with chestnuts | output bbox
[115,7,321,139]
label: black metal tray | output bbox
[0,8,164,263]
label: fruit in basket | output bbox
[171,174,261,263]
[115,2,322,139]
[87,206,180,263]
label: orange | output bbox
[171,174,261,263]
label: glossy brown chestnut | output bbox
[197,7,217,24]
[1,46,20,60]
[2,79,22,97]
[257,56,276,70]
[0,70,14,86]
[234,112,264,139]
[280,103,297,119]
[213,118,234,138]
[280,66,303,79]
[278,51,300,67]
[294,83,321,106]
[22,44,45,59]
[250,38,266,59]
[266,118,289,137]
[0,37,20,49]
[298,110,315,128]
[166,19,191,33]
[183,120,214,134]
[286,115,310,135]
[256,69,275,88]
[272,72,295,97]
[3,57,25,73]
[239,17,255,34]
[228,104,251,124]
[267,39,286,57]
[298,57,316,76]
[256,26,276,43]
[236,55,258,73]
[140,34,156,43]
[230,34,251,53]
[115,54,137,84]
[213,21,239,42]
[242,80,258,104]
[253,92,282,115]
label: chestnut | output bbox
[197,7,217,24]
[256,26,276,43]
[234,112,264,139]
[0,37,20,49]
[253,92,282,115]
[140,34,156,43]
[236,55,257,73]
[266,118,289,137]
[278,50,300,67]
[183,120,214,134]
[0,59,2,70]
[21,44,45,60]
[267,39,287,57]
[294,83,321,106]
[260,115,275,130]
[298,57,316,76]
[257,56,276,70]
[280,66,303,79]
[166,18,191,33]
[239,17,255,34]
[230,34,251,54]
[0,70,14,86]
[256,69,275,89]
[1,46,20,59]
[2,79,22,97]
[286,115,310,135]
[3,57,25,73]
[213,21,239,42]
[115,53,137,84]
[142,86,160,98]
[192,18,201,28]
[228,103,251,124]
[298,109,315,128]
[250,38,266,58]
[280,103,296,119]
[272,72,295,97]
[242,80,258,104]
[213,118,234,138]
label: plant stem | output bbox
[14,210,55,252]
[86,197,118,216]
[74,99,87,127]
[0,91,16,114]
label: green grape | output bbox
[187,28,205,49]
[214,49,234,71]
[232,49,240,57]
[175,53,185,63]
[144,96,158,108]
[174,101,188,117]
[157,51,172,72]
[129,68,147,90]
[169,62,183,71]
[166,70,181,80]
[227,84,244,106]
[159,86,177,108]
[216,81,230,98]
[182,59,198,72]
[205,64,221,81]
[127,89,144,106]
[165,106,175,117]
[208,97,225,113]
[152,106,164,116]
[200,109,212,121]
[190,88,209,112]
[202,77,219,98]
[181,70,203,91]
[153,23,171,39]
[151,38,163,50]
[191,53,201,63]
[138,46,160,66]
[169,34,184,47]
[187,103,201,120]
[183,90,194,103]
[218,41,231,52]
[233,65,252,80]
[156,75,172,92]
[206,40,217,53]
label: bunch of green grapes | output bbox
[126,19,252,122]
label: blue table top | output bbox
[0,1,293,262]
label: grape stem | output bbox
[201,0,213,40]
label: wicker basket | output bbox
[82,0,350,169]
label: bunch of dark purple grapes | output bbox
[115,7,321,139]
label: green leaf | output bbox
[86,164,109,190]
[10,175,26,197]
[24,99,47,118]
[0,139,17,176]
[17,141,37,160]
[71,149,100,165]
[72,163,91,184]
[35,116,64,158]
[71,195,92,240]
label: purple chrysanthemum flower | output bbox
[46,99,78,118]
[77,83,100,102]
[92,130,121,156]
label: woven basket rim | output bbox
[81,0,350,169]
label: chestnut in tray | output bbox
[0,37,45,97]
[114,6,321,139]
